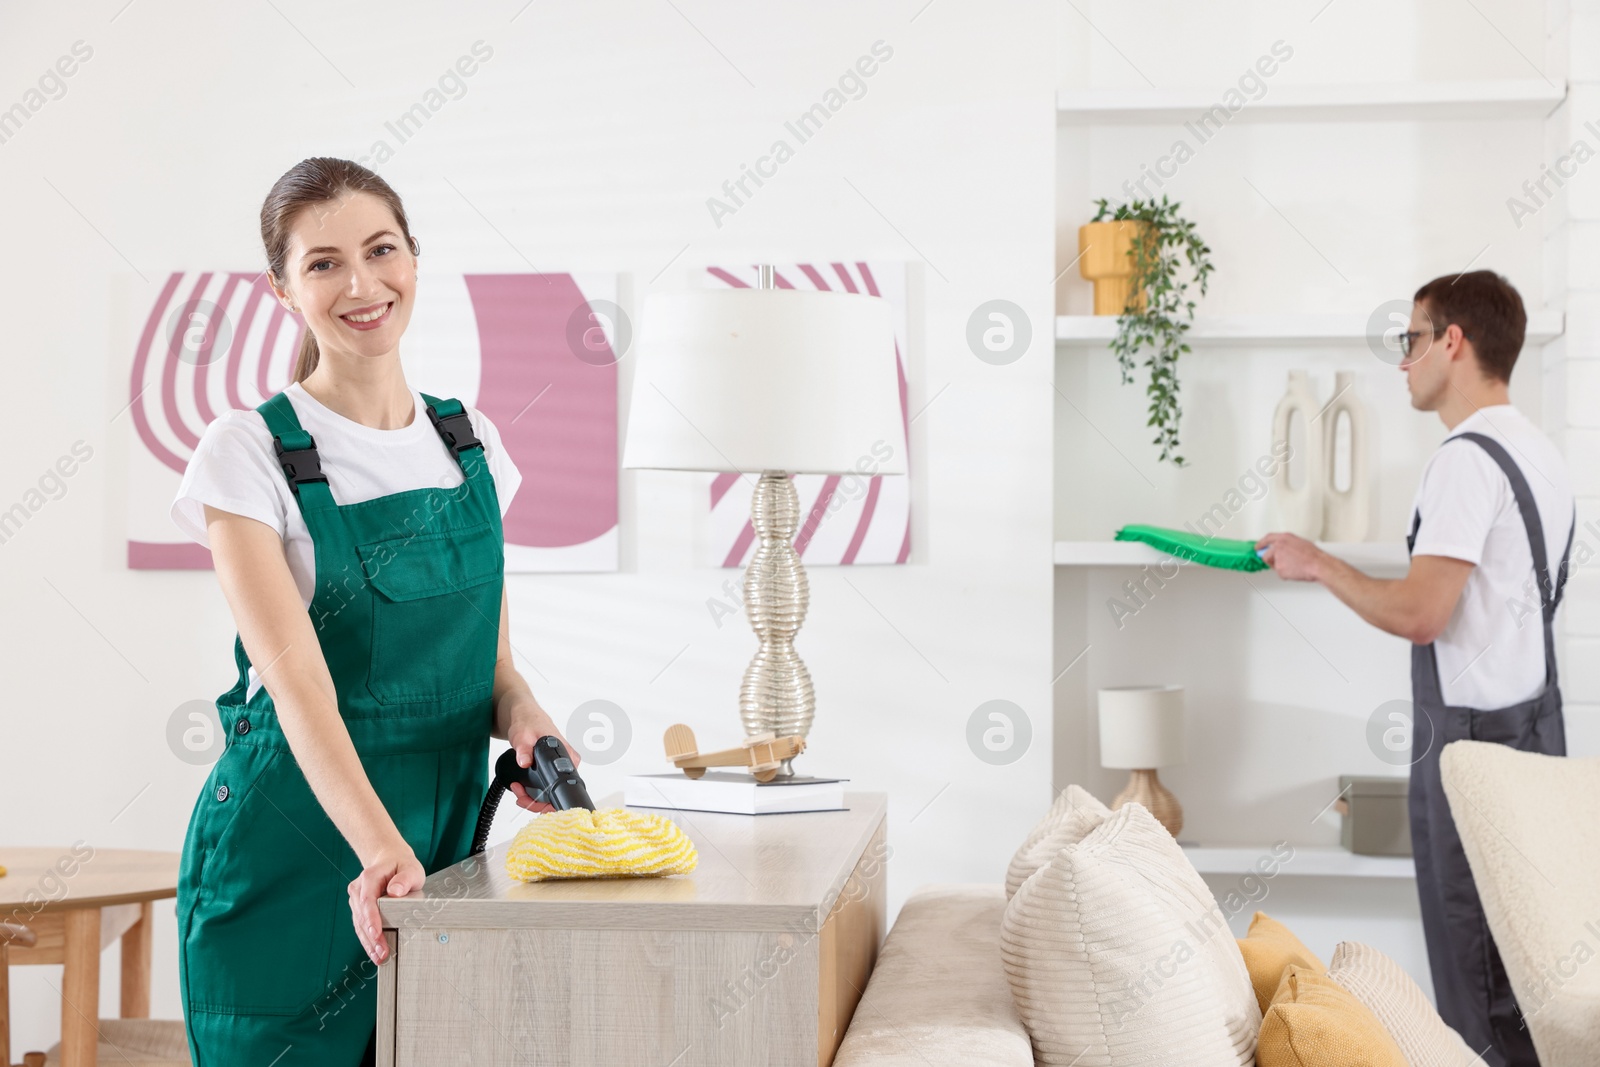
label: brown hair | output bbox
[260,157,421,383]
[1412,270,1526,383]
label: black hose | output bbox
[470,737,595,855]
[470,774,510,857]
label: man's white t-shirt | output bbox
[170,380,522,702]
[1408,404,1574,709]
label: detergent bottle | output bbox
[1270,369,1324,538]
[1320,370,1371,541]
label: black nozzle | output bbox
[471,735,596,855]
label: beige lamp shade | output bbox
[621,287,907,475]
[1098,685,1186,769]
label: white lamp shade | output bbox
[621,287,907,475]
[1098,685,1186,769]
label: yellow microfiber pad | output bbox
[504,807,698,882]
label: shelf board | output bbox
[1181,844,1414,879]
[1053,540,1411,572]
[1055,311,1564,347]
[1056,79,1565,124]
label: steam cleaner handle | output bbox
[470,735,595,856]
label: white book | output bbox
[624,772,847,815]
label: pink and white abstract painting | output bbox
[700,262,910,568]
[122,270,620,572]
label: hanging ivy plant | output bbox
[1091,195,1213,466]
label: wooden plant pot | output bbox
[1079,220,1152,316]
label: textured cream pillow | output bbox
[1001,803,1257,1066]
[1441,740,1600,1067]
[1328,942,1482,1067]
[1102,802,1261,1063]
[1005,784,1110,899]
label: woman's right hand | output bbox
[348,841,426,966]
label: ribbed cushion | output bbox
[1328,942,1481,1066]
[1000,803,1257,1066]
[1257,964,1408,1066]
[1106,808,1260,1064]
[1005,785,1110,900]
[503,807,697,880]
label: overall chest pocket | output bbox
[356,521,503,708]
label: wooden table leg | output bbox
[62,907,101,1067]
[119,901,152,1018]
[1,937,12,1067]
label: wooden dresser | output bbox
[375,791,888,1067]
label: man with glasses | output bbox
[1257,270,1574,1067]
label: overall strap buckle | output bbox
[272,434,328,495]
[426,402,483,459]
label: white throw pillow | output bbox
[1441,741,1600,1066]
[1328,941,1484,1066]
[1001,803,1257,1067]
[1005,784,1110,899]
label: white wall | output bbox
[0,1,1059,1052]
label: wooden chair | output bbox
[2,913,189,1067]
[3,921,39,1067]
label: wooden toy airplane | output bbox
[663,723,806,782]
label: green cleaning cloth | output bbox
[1113,524,1269,573]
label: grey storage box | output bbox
[1337,775,1411,856]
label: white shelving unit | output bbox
[1053,540,1411,572]
[1055,311,1565,347]
[1055,60,1569,994]
[1057,79,1565,124]
[1181,845,1414,880]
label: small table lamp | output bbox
[622,265,905,775]
[1098,685,1186,837]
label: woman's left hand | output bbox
[500,699,581,813]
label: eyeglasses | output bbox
[1398,323,1471,360]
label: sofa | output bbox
[832,883,1030,1067]
[833,743,1596,1067]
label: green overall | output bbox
[176,390,504,1066]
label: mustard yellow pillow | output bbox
[1236,911,1325,1014]
[1257,964,1408,1066]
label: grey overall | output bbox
[1407,431,1573,1067]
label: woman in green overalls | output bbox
[175,157,577,1066]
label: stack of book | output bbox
[623,771,846,815]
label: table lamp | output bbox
[622,265,905,775]
[1098,685,1186,836]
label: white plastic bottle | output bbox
[1271,369,1324,538]
[1321,370,1370,541]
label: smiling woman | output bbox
[171,157,574,1067]
[258,159,423,381]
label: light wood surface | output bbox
[0,850,178,913]
[2,923,37,1067]
[817,821,886,1067]
[61,909,100,1066]
[377,793,888,931]
[0,848,179,1067]
[376,793,887,1067]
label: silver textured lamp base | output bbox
[738,470,814,776]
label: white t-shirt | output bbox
[171,381,522,701]
[1408,404,1574,708]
